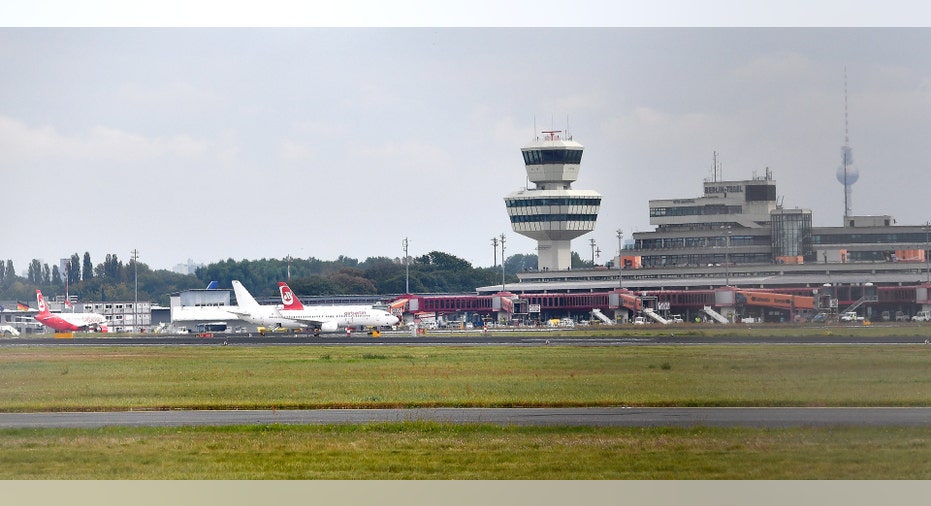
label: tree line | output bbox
[0,249,598,305]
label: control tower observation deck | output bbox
[504,130,602,271]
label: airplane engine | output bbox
[320,321,338,332]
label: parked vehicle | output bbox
[840,311,864,322]
[912,311,931,322]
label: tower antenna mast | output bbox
[836,66,859,224]
[844,67,849,219]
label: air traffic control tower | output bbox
[504,130,601,271]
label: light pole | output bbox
[616,229,624,288]
[925,221,930,284]
[500,233,506,291]
[64,259,71,311]
[491,237,499,268]
[589,238,597,266]
[131,249,139,333]
[402,238,410,294]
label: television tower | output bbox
[836,68,859,224]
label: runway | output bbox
[2,407,931,429]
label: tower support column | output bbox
[537,239,572,271]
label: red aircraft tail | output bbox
[278,282,305,311]
[35,290,51,315]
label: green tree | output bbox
[97,254,122,280]
[28,259,42,284]
[289,275,339,296]
[51,265,62,287]
[68,253,81,285]
[571,251,592,269]
[505,253,537,274]
[417,251,472,272]
[82,252,93,281]
[330,268,377,294]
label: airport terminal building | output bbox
[472,134,931,324]
[9,133,931,333]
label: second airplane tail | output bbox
[231,281,262,310]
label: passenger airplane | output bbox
[34,290,109,333]
[276,281,400,331]
[230,280,304,331]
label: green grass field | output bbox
[2,339,930,479]
[3,344,931,410]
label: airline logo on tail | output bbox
[278,282,304,310]
[36,290,49,313]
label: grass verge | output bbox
[2,345,931,410]
[3,342,930,479]
[1,422,930,479]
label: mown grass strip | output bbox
[1,423,929,479]
[3,345,931,411]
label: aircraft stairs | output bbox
[703,305,730,324]
[841,295,879,315]
[642,308,669,324]
[591,308,615,325]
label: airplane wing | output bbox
[279,316,325,327]
[276,314,341,331]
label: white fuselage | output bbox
[230,280,399,331]
[278,305,400,330]
[234,305,304,330]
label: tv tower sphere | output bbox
[835,163,860,185]
[835,146,859,185]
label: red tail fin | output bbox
[278,282,305,310]
[35,290,51,314]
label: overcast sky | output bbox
[4,7,931,274]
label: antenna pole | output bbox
[842,67,851,223]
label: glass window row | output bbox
[638,235,769,250]
[813,232,931,245]
[506,197,602,207]
[522,149,583,165]
[510,214,599,224]
[650,204,743,218]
